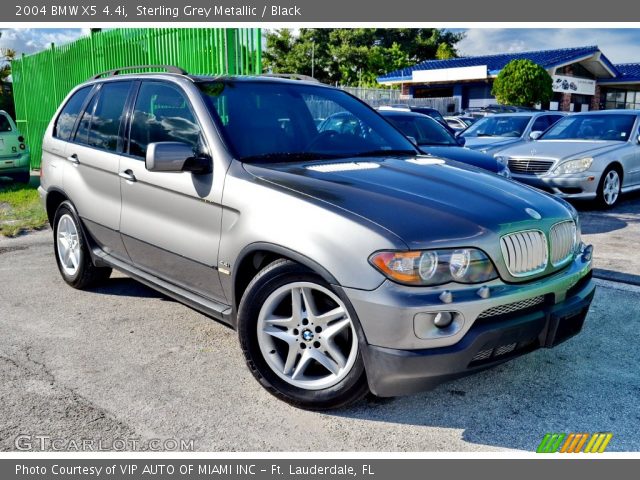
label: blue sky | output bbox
[452,28,640,64]
[3,28,640,64]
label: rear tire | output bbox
[238,259,369,410]
[53,201,112,289]
[596,166,622,208]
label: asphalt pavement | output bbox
[578,190,640,285]
[1,228,639,452]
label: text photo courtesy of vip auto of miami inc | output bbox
[0,25,638,462]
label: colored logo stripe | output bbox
[537,433,566,453]
[584,433,613,453]
[560,433,589,453]
[537,433,613,453]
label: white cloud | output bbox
[0,28,85,56]
[455,28,640,64]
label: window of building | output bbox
[604,89,640,110]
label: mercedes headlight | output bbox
[495,156,511,178]
[370,248,498,286]
[552,157,593,175]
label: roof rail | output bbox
[91,65,187,80]
[261,73,320,83]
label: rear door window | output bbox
[74,81,133,152]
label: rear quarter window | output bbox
[0,113,13,132]
[54,86,92,141]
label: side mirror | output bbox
[146,142,211,174]
[406,136,418,146]
[636,134,640,144]
[529,131,543,141]
[456,136,466,147]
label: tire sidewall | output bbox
[238,260,368,409]
[53,201,87,285]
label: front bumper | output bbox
[343,246,594,397]
[362,273,594,396]
[511,172,598,199]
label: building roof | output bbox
[600,63,640,84]
[378,45,619,83]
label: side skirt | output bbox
[92,247,235,327]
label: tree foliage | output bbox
[0,32,17,83]
[491,59,553,107]
[263,28,464,87]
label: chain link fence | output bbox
[339,86,459,114]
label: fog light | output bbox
[414,311,463,339]
[433,311,453,328]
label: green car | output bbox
[0,110,30,183]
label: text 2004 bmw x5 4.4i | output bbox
[39,66,595,409]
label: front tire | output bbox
[53,201,112,289]
[238,259,369,410]
[597,166,622,208]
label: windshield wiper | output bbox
[476,133,495,137]
[240,152,342,163]
[349,149,417,158]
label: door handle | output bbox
[118,169,137,182]
[66,153,79,165]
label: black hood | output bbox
[243,155,573,251]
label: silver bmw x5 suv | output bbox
[39,66,595,409]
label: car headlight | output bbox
[552,157,593,175]
[497,167,512,178]
[494,156,511,177]
[370,248,498,286]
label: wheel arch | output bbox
[232,243,340,314]
[45,187,69,226]
[606,160,624,177]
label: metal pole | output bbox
[311,42,315,78]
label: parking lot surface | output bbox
[578,190,640,285]
[1,222,639,452]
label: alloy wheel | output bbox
[256,282,358,390]
[602,170,620,206]
[56,214,81,276]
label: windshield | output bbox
[461,115,532,138]
[197,81,416,162]
[541,114,636,141]
[385,114,457,146]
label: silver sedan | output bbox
[497,111,640,207]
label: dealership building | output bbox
[377,45,640,113]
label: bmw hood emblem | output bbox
[525,208,542,220]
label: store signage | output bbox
[413,65,488,82]
[552,75,596,96]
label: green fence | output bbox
[11,28,262,169]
